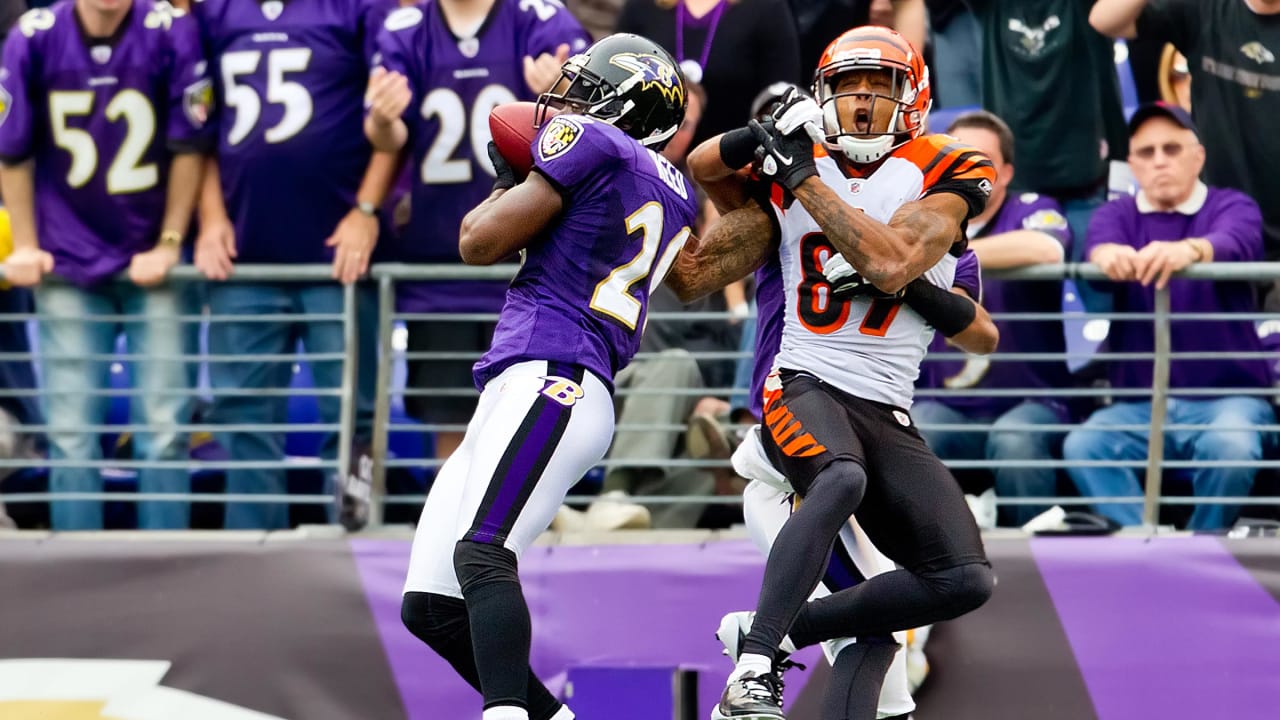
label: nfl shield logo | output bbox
[90,45,112,64]
[261,0,283,20]
[458,37,479,58]
[848,179,864,195]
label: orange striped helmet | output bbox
[813,26,931,163]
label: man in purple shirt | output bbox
[913,110,1075,527]
[191,0,398,529]
[0,0,210,530]
[1065,102,1275,530]
[369,34,695,720]
[367,0,590,463]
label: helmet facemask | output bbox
[815,61,929,164]
[535,52,682,151]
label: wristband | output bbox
[157,230,183,250]
[719,127,759,170]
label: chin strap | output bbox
[834,135,895,164]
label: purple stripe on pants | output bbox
[472,397,563,544]
[1032,536,1280,720]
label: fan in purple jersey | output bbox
[370,34,696,720]
[190,0,398,530]
[913,110,1076,527]
[364,0,590,463]
[1066,102,1276,531]
[0,0,211,530]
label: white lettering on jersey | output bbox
[384,7,424,31]
[772,153,956,408]
[647,148,688,199]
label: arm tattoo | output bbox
[667,203,774,302]
[890,202,962,260]
[795,179,964,289]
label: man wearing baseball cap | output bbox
[1062,101,1276,531]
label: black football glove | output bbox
[487,141,517,192]
[749,118,817,192]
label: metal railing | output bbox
[0,262,1277,530]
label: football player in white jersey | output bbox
[665,26,1000,720]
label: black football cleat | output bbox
[711,671,786,719]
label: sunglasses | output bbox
[1132,142,1187,160]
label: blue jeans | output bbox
[912,400,1063,526]
[1063,398,1276,530]
[1060,192,1112,314]
[729,300,757,415]
[35,282,191,530]
[207,282,376,530]
[930,9,983,109]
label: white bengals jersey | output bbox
[767,134,995,409]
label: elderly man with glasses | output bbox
[1064,102,1276,531]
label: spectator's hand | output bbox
[1134,239,1199,290]
[365,67,412,127]
[868,0,894,25]
[128,244,180,287]
[1090,243,1139,282]
[524,44,570,95]
[195,215,237,281]
[327,208,378,284]
[2,246,54,287]
[749,119,817,191]
[770,85,824,142]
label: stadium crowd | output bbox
[0,0,1277,533]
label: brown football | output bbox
[488,101,539,179]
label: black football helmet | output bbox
[535,33,687,150]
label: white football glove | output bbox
[822,252,858,285]
[771,85,826,145]
[823,252,900,299]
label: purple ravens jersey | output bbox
[194,0,392,263]
[917,193,1073,415]
[472,115,699,390]
[0,1,211,286]
[374,0,589,313]
[748,255,783,420]
[951,247,983,300]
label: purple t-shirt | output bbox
[375,0,590,313]
[0,1,211,285]
[917,193,1074,415]
[1086,185,1272,391]
[472,115,699,390]
[750,245,983,419]
[195,0,393,264]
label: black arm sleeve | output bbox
[901,279,977,337]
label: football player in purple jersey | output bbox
[191,0,399,529]
[364,0,590,463]
[0,0,212,530]
[370,34,695,720]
